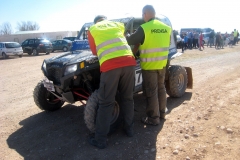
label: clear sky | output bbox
[1,0,239,34]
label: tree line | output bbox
[0,21,40,35]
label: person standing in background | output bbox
[184,34,188,50]
[215,32,221,49]
[229,32,234,47]
[207,30,214,47]
[233,29,238,45]
[199,32,204,51]
[187,30,193,49]
[181,36,185,53]
[193,31,199,49]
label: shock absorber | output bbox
[82,72,94,94]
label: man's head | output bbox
[94,15,107,24]
[142,5,156,22]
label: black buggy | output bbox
[33,16,193,133]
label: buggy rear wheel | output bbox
[166,65,188,98]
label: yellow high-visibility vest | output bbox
[139,19,172,70]
[89,20,134,66]
[234,30,237,37]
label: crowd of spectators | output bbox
[177,29,239,53]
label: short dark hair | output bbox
[94,15,107,24]
[142,5,156,15]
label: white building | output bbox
[0,30,78,43]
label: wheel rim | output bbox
[177,74,185,90]
[110,101,120,125]
[63,47,67,52]
[33,49,37,55]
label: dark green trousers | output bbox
[142,68,166,119]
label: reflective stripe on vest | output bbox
[140,47,169,54]
[140,55,168,62]
[96,37,127,52]
[98,45,131,60]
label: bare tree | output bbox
[0,22,13,35]
[17,21,40,31]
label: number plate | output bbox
[135,69,142,86]
[43,77,55,91]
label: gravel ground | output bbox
[0,45,240,160]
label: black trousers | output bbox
[95,66,135,143]
[193,39,196,48]
[180,41,184,52]
[193,39,199,48]
[142,68,166,119]
[188,38,193,49]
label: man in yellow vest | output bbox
[126,5,172,125]
[233,29,238,45]
[87,15,136,149]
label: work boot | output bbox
[88,135,107,149]
[160,112,166,119]
[160,108,168,120]
[141,117,160,126]
[124,127,134,137]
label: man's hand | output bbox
[124,32,130,37]
[132,43,140,55]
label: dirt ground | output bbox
[0,44,240,160]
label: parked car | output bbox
[21,38,53,56]
[0,42,23,59]
[52,39,72,52]
[63,37,76,41]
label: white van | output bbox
[0,42,23,59]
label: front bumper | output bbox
[6,51,23,56]
[38,47,53,53]
[43,77,75,103]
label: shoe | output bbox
[88,135,107,149]
[124,127,134,137]
[160,112,166,119]
[141,117,160,126]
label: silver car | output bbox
[0,42,23,59]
